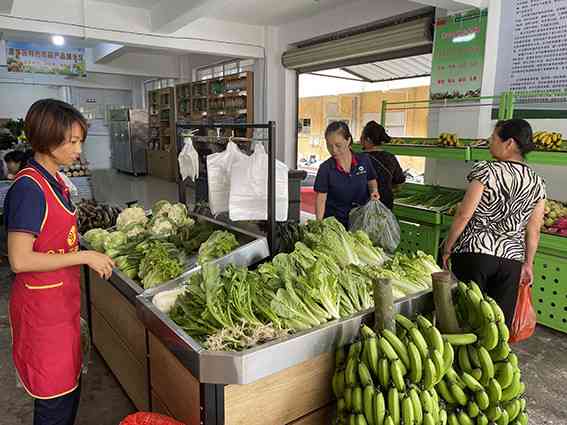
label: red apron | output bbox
[9,166,81,399]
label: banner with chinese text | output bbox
[430,10,488,100]
[6,42,86,77]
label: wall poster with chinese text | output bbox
[430,9,488,100]
[6,41,87,77]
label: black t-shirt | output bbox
[366,150,406,210]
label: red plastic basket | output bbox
[120,413,185,425]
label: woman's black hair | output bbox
[361,121,391,146]
[325,121,353,145]
[494,119,535,157]
[5,150,32,170]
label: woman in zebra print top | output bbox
[443,119,546,327]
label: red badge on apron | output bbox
[9,167,81,399]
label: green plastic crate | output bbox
[532,252,567,333]
[397,220,444,257]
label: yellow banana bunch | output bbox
[439,132,460,147]
[533,131,563,151]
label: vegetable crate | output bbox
[397,220,444,258]
[532,234,567,333]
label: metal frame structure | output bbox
[175,122,278,253]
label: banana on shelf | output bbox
[533,131,563,151]
[438,133,461,148]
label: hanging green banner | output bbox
[430,9,488,100]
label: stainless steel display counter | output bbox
[81,213,270,304]
[137,279,433,385]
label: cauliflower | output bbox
[116,205,148,230]
[149,216,175,238]
[168,203,194,227]
[83,228,109,252]
[152,200,172,217]
[123,223,146,240]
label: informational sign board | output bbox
[494,0,567,109]
[6,41,86,77]
[430,9,488,100]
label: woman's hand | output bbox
[83,251,115,280]
[370,190,380,201]
[442,251,451,270]
[520,262,533,286]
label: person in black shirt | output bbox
[360,121,406,209]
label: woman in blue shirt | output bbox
[314,121,379,228]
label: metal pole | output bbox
[267,121,276,254]
[380,100,388,126]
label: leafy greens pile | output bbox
[83,200,240,288]
[168,217,442,351]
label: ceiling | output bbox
[339,54,432,82]
[94,0,355,25]
[94,0,156,9]
[212,0,354,25]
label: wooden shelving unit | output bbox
[175,82,192,122]
[175,71,254,138]
[147,87,178,182]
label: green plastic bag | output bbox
[349,200,400,254]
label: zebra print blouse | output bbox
[453,160,546,262]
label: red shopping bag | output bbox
[120,413,185,425]
[509,280,537,343]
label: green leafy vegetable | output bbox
[197,230,239,265]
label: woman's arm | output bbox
[8,232,115,279]
[368,179,380,200]
[315,192,327,220]
[442,180,485,267]
[520,199,545,285]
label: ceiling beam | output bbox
[93,43,126,64]
[0,0,13,14]
[340,68,373,82]
[150,0,226,34]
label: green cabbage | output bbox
[83,228,109,252]
[197,230,239,265]
[104,231,128,253]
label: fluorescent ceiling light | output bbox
[452,33,476,43]
[51,35,65,46]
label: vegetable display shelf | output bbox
[397,220,444,258]
[382,138,474,161]
[394,183,464,226]
[80,214,269,413]
[470,146,567,166]
[532,233,567,333]
[134,267,434,425]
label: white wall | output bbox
[425,0,567,202]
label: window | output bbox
[300,118,312,134]
[196,60,241,81]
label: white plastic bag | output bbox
[178,134,199,182]
[229,143,289,222]
[207,142,248,216]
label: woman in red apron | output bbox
[5,99,114,425]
